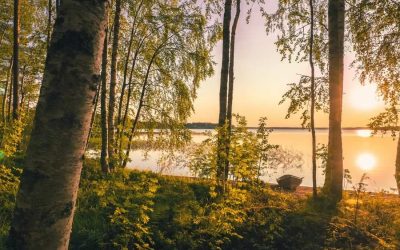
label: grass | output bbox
[1,160,399,249]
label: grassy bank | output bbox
[1,160,399,249]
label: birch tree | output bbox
[264,0,329,198]
[324,0,345,201]
[8,0,108,248]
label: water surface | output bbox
[127,129,398,193]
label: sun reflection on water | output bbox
[356,153,376,171]
[356,129,372,138]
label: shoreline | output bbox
[140,172,399,198]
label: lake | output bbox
[126,129,398,193]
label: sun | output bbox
[356,153,376,171]
[348,84,382,110]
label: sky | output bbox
[189,2,385,127]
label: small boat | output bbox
[277,175,303,191]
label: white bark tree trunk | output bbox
[8,0,109,248]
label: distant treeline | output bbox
[185,122,218,129]
[185,122,373,130]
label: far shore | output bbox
[135,127,374,134]
[186,122,373,131]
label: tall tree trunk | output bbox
[324,0,345,202]
[122,47,161,168]
[85,81,101,151]
[118,35,147,165]
[216,0,232,181]
[225,0,240,180]
[309,0,318,199]
[116,26,135,126]
[108,0,121,170]
[47,0,52,49]
[2,57,13,124]
[19,65,26,108]
[0,24,7,48]
[100,27,109,173]
[115,23,136,161]
[116,0,144,125]
[395,133,400,195]
[7,73,13,120]
[55,0,60,16]
[8,0,108,248]
[12,0,19,120]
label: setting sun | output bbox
[3,0,400,248]
[356,153,377,171]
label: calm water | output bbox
[127,129,398,193]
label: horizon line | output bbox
[186,122,372,130]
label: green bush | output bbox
[1,159,399,249]
[0,164,20,247]
[70,162,158,249]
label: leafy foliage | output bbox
[316,143,328,172]
[71,160,159,249]
[0,0,47,121]
[369,106,399,138]
[349,0,400,105]
[1,159,399,249]
[0,164,20,247]
[179,115,303,182]
[350,0,400,140]
[263,0,328,72]
[279,75,329,128]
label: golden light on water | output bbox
[356,153,376,171]
[356,129,372,137]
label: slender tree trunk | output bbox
[116,26,135,125]
[115,23,136,161]
[122,47,161,168]
[324,0,345,202]
[116,0,144,125]
[122,60,136,123]
[2,57,13,124]
[46,0,52,49]
[0,24,7,48]
[8,0,108,248]
[55,0,60,16]
[395,133,400,195]
[19,65,26,108]
[217,0,232,181]
[225,0,240,180]
[309,0,318,199]
[118,35,147,165]
[108,0,121,170]
[12,0,19,120]
[7,74,13,120]
[85,82,101,151]
[100,27,109,173]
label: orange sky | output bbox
[189,3,385,127]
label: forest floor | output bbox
[159,174,399,198]
[1,160,400,249]
[293,185,399,198]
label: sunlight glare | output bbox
[356,153,376,171]
[348,85,382,110]
[356,129,372,137]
